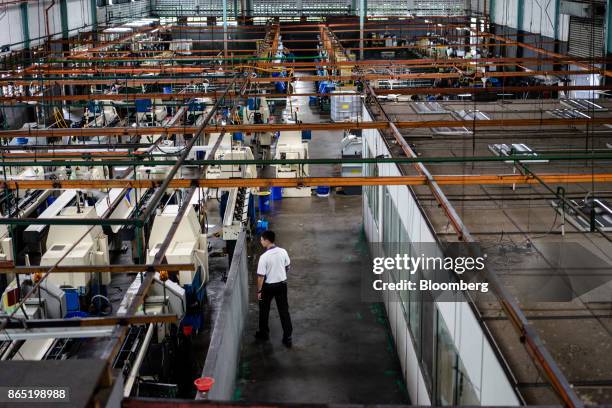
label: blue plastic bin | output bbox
[258,193,271,212]
[271,187,283,200]
[256,219,269,235]
[316,186,331,197]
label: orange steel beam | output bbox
[3,117,612,138]
[20,55,608,69]
[1,173,612,190]
[2,69,604,86]
[18,57,612,76]
[16,40,566,60]
[3,85,610,103]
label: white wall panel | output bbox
[21,0,90,49]
[481,338,520,405]
[67,0,92,32]
[489,0,569,40]
[362,99,520,405]
[458,302,484,399]
[0,6,24,49]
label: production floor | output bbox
[234,81,409,404]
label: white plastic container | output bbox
[330,90,360,122]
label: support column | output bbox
[60,0,69,40]
[223,0,228,58]
[606,0,612,54]
[91,0,98,39]
[553,0,560,41]
[516,0,524,32]
[20,3,30,50]
[359,0,365,60]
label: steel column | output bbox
[59,0,69,40]
[20,3,30,49]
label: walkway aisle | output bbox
[234,81,409,404]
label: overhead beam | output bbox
[3,314,178,329]
[4,117,612,138]
[2,69,609,85]
[3,85,612,103]
[0,173,611,191]
[0,263,196,274]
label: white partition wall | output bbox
[361,104,521,406]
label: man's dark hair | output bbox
[261,230,275,243]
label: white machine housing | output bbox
[84,101,118,128]
[242,97,270,125]
[205,147,257,179]
[273,131,310,197]
[146,205,208,287]
[40,206,110,290]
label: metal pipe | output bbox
[1,152,612,166]
[123,323,154,398]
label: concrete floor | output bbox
[235,81,408,404]
[235,195,409,404]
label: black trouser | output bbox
[259,281,292,340]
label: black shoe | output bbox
[282,337,292,348]
[254,331,269,341]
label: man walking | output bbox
[255,230,293,348]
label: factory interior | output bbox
[0,0,611,406]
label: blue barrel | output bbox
[15,137,28,145]
[302,130,312,140]
[258,192,271,213]
[271,187,283,200]
[63,288,80,313]
[46,196,56,206]
[316,186,331,197]
[163,86,173,94]
[233,132,243,141]
[308,96,317,106]
[247,97,259,110]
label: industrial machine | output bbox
[205,146,257,180]
[242,97,270,125]
[146,203,207,336]
[272,131,311,197]
[340,132,362,194]
[135,98,168,126]
[0,164,44,181]
[39,206,110,291]
[83,100,119,128]
[222,187,251,241]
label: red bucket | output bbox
[194,377,215,392]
